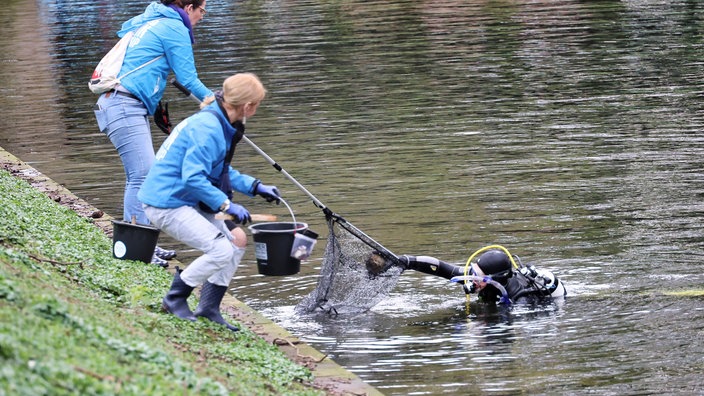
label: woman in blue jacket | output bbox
[93,0,213,266]
[139,73,281,332]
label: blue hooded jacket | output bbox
[117,2,212,114]
[138,101,258,210]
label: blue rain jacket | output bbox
[138,102,257,210]
[117,2,212,114]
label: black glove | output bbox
[154,101,172,135]
[255,183,281,204]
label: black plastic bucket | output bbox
[112,220,160,264]
[248,222,307,276]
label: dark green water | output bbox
[1,1,703,394]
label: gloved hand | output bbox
[154,101,172,135]
[225,203,252,225]
[255,183,281,204]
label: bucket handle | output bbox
[279,197,301,232]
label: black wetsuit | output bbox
[478,270,557,304]
[401,255,565,304]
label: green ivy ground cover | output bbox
[0,169,322,396]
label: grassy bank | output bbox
[0,168,323,396]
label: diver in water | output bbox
[395,248,566,305]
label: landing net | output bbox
[295,218,405,315]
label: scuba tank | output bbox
[519,265,567,298]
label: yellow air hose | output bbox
[462,244,520,306]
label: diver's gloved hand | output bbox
[398,255,412,269]
[225,203,252,225]
[255,182,281,204]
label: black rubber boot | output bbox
[194,282,239,332]
[162,267,196,321]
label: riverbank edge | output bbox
[0,146,383,396]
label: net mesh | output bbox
[295,218,405,315]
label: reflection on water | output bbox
[2,0,704,394]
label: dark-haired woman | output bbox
[93,0,214,266]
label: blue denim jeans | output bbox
[94,92,153,225]
[143,204,245,287]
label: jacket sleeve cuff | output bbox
[250,179,261,196]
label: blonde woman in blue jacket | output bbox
[138,73,281,332]
[93,0,213,266]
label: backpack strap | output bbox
[117,54,163,80]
